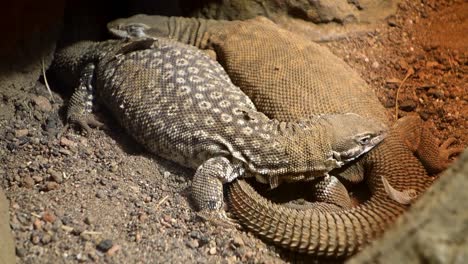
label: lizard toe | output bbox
[436,137,465,171]
[197,210,240,228]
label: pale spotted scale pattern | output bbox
[96,38,299,174]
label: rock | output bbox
[49,169,63,183]
[32,95,52,112]
[181,0,399,26]
[14,129,29,138]
[60,137,76,148]
[426,60,441,68]
[398,58,410,71]
[22,176,34,188]
[349,150,468,263]
[97,239,113,252]
[107,244,121,256]
[72,225,85,236]
[31,234,41,244]
[95,191,106,199]
[76,252,88,262]
[138,213,148,222]
[84,216,93,225]
[42,234,52,244]
[33,218,43,230]
[209,247,217,255]
[186,239,199,249]
[419,111,430,121]
[399,99,417,111]
[15,246,26,258]
[32,175,44,183]
[386,78,401,84]
[387,15,398,27]
[43,182,59,191]
[427,88,444,99]
[42,211,56,223]
[232,235,245,247]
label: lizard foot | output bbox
[61,114,106,138]
[72,115,105,135]
[437,137,465,169]
[197,210,240,228]
[381,176,417,205]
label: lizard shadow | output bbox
[247,176,371,207]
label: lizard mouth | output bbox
[335,132,387,163]
[109,24,150,39]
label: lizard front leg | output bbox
[65,63,104,135]
[311,174,353,209]
[192,156,243,227]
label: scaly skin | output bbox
[107,15,464,257]
[51,37,386,225]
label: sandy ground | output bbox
[0,0,466,263]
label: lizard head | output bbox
[107,15,170,39]
[324,113,388,166]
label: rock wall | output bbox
[349,150,468,263]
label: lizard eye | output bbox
[358,135,372,145]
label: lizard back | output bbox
[96,39,284,170]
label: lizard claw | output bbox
[381,176,418,205]
[438,137,465,167]
[197,210,241,229]
[65,114,106,136]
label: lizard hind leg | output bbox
[394,115,464,174]
[192,157,242,227]
[65,63,104,135]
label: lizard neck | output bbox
[238,116,336,177]
[167,16,227,49]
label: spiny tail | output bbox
[227,130,432,258]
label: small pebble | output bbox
[32,175,43,183]
[186,239,199,249]
[84,216,93,225]
[135,232,142,242]
[58,148,72,156]
[209,247,217,255]
[232,236,245,247]
[399,99,417,111]
[426,61,440,68]
[76,252,88,262]
[32,96,52,112]
[109,162,118,172]
[387,16,398,27]
[44,182,59,191]
[72,226,85,236]
[16,247,26,257]
[138,213,148,222]
[371,61,380,69]
[60,137,76,147]
[33,218,43,230]
[15,129,29,138]
[97,239,113,252]
[49,169,63,183]
[31,234,41,245]
[107,245,121,256]
[42,211,56,223]
[427,88,444,99]
[95,190,106,198]
[22,176,34,188]
[42,234,52,244]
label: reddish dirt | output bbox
[326,0,467,149]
